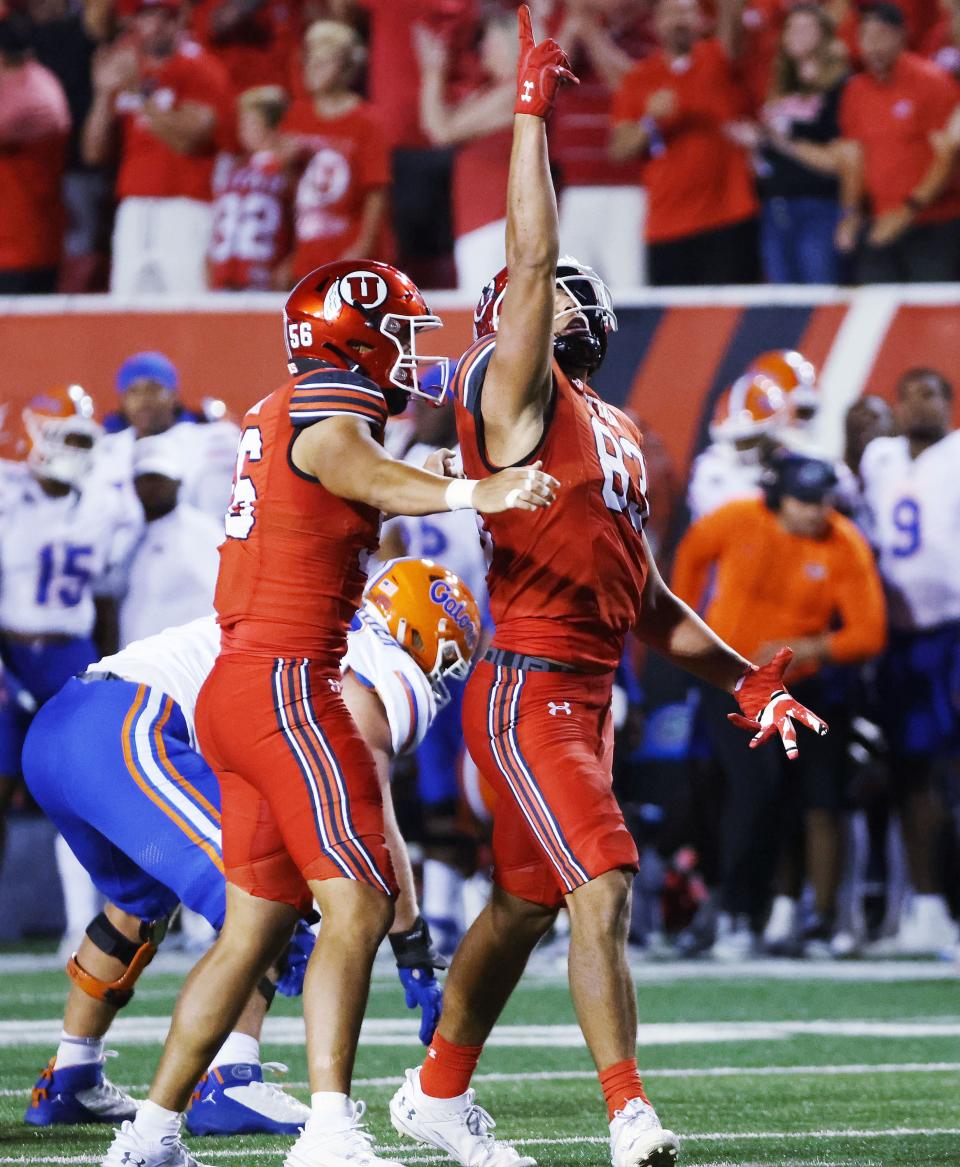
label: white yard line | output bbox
[5,1015,960,1048]
[1,953,957,981]
[1,1128,959,1164]
[3,1061,958,1099]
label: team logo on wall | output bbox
[339,271,389,310]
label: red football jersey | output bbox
[207,149,293,290]
[454,336,651,672]
[215,363,388,660]
[115,39,235,202]
[282,100,390,279]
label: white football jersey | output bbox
[89,616,221,746]
[387,442,490,613]
[92,418,240,524]
[118,503,222,648]
[0,463,135,637]
[342,606,437,756]
[859,430,960,631]
[89,607,437,755]
[686,441,765,521]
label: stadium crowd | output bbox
[6,0,960,291]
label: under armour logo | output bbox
[121,1154,147,1166]
[548,701,571,717]
[328,678,343,693]
[521,80,534,102]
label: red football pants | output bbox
[462,660,639,907]
[195,653,396,913]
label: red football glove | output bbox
[728,647,829,760]
[514,3,578,119]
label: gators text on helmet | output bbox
[363,557,481,708]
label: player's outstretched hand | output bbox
[515,3,578,118]
[474,460,559,513]
[728,647,829,760]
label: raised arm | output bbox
[414,25,515,148]
[479,5,577,467]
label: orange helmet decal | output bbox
[363,557,481,705]
[283,260,450,405]
[710,373,788,443]
[748,349,820,424]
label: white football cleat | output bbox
[895,895,959,955]
[390,1067,536,1166]
[710,913,756,962]
[610,1097,680,1167]
[762,895,798,950]
[101,1119,213,1167]
[284,1099,404,1167]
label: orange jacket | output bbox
[672,498,887,677]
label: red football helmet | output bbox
[473,256,617,377]
[748,349,819,426]
[363,557,481,707]
[283,260,449,405]
[710,373,788,444]
[20,384,101,488]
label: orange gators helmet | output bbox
[748,349,819,427]
[21,384,101,489]
[473,256,617,377]
[283,260,449,406]
[364,557,481,705]
[709,373,789,444]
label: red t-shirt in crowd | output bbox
[358,0,484,150]
[190,0,302,92]
[0,60,70,271]
[452,125,512,238]
[737,0,941,106]
[116,39,235,201]
[839,51,960,221]
[549,15,651,189]
[283,99,390,278]
[207,148,293,289]
[611,38,758,243]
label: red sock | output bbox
[599,1058,649,1120]
[419,1032,483,1099]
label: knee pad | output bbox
[66,911,170,1008]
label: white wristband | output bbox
[445,478,478,511]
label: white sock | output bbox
[209,1031,260,1071]
[306,1091,352,1130]
[54,1033,103,1069]
[135,1099,181,1140]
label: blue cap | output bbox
[116,352,179,394]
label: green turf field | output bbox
[1,958,958,1166]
